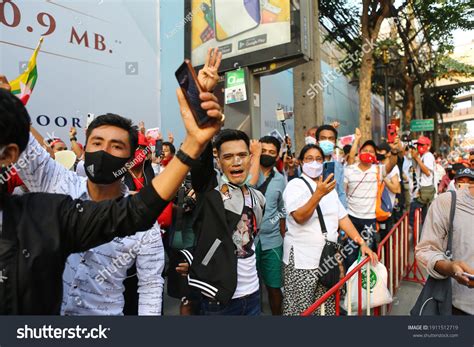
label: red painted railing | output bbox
[301,209,422,316]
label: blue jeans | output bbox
[343,216,377,271]
[200,291,261,316]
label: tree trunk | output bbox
[404,77,415,124]
[358,0,391,142]
[433,113,439,151]
[358,46,375,141]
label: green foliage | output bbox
[318,0,474,115]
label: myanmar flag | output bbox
[9,37,44,105]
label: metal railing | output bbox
[403,208,426,285]
[301,209,422,316]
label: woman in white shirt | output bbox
[282,144,377,316]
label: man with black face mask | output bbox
[0,73,223,314]
[16,113,166,316]
[249,136,286,315]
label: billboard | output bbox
[185,0,312,71]
[0,0,161,144]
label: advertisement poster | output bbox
[0,0,161,144]
[190,0,291,67]
[225,68,247,104]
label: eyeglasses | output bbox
[221,152,250,162]
[303,156,323,163]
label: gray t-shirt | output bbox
[416,188,474,314]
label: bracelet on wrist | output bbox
[176,149,200,167]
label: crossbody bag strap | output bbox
[298,177,328,237]
[446,190,456,259]
[257,169,275,196]
[348,172,369,199]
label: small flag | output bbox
[9,37,44,105]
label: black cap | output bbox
[452,163,466,172]
[454,167,474,180]
[360,140,377,152]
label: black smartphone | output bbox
[175,60,211,127]
[323,162,335,182]
[155,139,163,158]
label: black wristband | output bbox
[70,137,77,142]
[176,149,201,167]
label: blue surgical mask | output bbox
[319,140,335,156]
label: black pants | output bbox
[343,216,377,271]
[378,215,394,242]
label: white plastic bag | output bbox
[342,256,392,313]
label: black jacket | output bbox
[187,145,265,304]
[0,184,167,315]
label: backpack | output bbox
[376,166,393,222]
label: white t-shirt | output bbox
[447,180,456,192]
[385,165,400,207]
[416,152,435,188]
[75,160,87,177]
[151,162,160,176]
[344,164,380,219]
[435,163,446,185]
[283,174,348,270]
[232,194,259,299]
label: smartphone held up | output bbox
[175,60,212,128]
[387,124,397,143]
[323,162,335,182]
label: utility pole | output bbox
[293,0,323,153]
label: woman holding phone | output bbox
[282,144,378,316]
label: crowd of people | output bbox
[0,47,472,316]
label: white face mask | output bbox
[456,183,471,191]
[305,136,317,145]
[302,161,323,178]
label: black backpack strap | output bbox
[257,170,275,196]
[445,190,456,259]
[174,186,186,233]
[298,177,328,236]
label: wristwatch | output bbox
[176,149,201,167]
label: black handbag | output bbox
[410,190,456,316]
[298,178,341,289]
